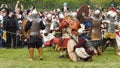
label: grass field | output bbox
[0,47,120,68]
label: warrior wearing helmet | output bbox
[101,5,119,55]
[26,8,45,61]
[73,4,95,61]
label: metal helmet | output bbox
[107,11,117,17]
[94,10,101,15]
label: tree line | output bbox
[0,0,120,10]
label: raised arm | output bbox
[20,3,24,12]
[15,1,19,12]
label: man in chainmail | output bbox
[101,9,119,55]
[27,8,45,61]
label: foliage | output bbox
[1,0,120,10]
[0,47,120,68]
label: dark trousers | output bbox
[101,38,118,54]
[6,32,17,48]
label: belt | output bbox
[30,32,39,35]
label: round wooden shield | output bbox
[90,20,102,41]
[67,39,77,62]
[21,18,31,39]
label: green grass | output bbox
[0,47,120,68]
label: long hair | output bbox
[77,4,89,22]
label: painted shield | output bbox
[67,39,77,62]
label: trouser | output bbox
[101,38,118,54]
[6,32,17,48]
